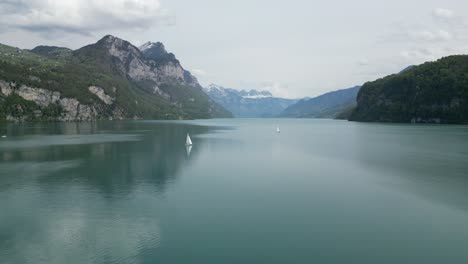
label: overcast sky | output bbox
[1,0,468,98]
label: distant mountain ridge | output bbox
[0,35,231,121]
[204,84,299,117]
[30,46,73,60]
[279,86,360,118]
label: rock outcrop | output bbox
[0,80,13,96]
[16,85,61,107]
[0,81,126,121]
[88,86,114,105]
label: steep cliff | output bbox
[0,36,231,121]
[350,56,468,124]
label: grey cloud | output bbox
[0,0,30,13]
[432,8,454,19]
[18,25,93,37]
[0,0,167,36]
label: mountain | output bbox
[399,65,415,74]
[204,84,299,117]
[139,42,178,63]
[350,55,468,124]
[279,86,360,118]
[30,46,73,60]
[0,35,231,121]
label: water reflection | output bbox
[0,121,219,194]
[0,121,223,264]
[186,145,193,157]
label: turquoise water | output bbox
[1,119,468,263]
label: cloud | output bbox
[410,29,452,42]
[400,48,431,60]
[358,59,370,66]
[0,0,166,35]
[191,68,207,77]
[374,8,468,72]
[259,82,293,98]
[432,8,454,19]
[398,46,468,62]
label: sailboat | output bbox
[276,125,280,133]
[186,133,193,146]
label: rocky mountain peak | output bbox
[74,35,199,88]
[97,35,122,47]
[139,41,166,53]
[95,35,141,58]
[139,41,178,63]
[205,84,223,92]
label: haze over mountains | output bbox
[0,35,231,121]
[203,84,362,119]
[279,86,360,119]
[0,34,467,124]
[205,53,468,124]
[203,84,299,117]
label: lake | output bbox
[1,119,468,264]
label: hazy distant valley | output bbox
[203,84,300,118]
[203,84,361,119]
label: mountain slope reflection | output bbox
[0,121,223,194]
[0,121,227,264]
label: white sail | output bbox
[276,125,280,133]
[186,134,193,146]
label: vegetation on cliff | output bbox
[350,55,468,124]
[0,37,231,121]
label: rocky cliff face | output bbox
[0,35,231,121]
[139,41,199,87]
[0,80,125,121]
[79,36,199,88]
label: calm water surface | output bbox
[1,119,468,263]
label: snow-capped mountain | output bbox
[205,84,272,99]
[238,90,273,99]
[204,84,299,117]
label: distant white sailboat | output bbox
[186,133,193,146]
[276,125,280,133]
[1,135,6,138]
